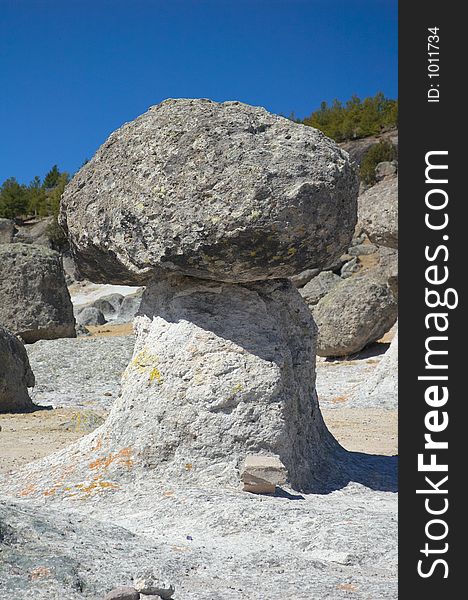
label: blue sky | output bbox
[0,0,397,183]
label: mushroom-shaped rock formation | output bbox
[61,99,359,284]
[5,100,360,495]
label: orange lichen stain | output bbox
[331,394,350,405]
[163,490,174,497]
[93,435,103,451]
[30,566,52,580]
[56,464,77,482]
[19,484,37,497]
[337,583,358,593]
[184,463,193,471]
[43,487,59,497]
[89,446,133,471]
[75,478,119,495]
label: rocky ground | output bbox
[0,116,399,599]
[0,323,397,600]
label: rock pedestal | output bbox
[98,276,339,490]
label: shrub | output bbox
[360,140,397,186]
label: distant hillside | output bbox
[296,92,398,143]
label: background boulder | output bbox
[0,243,76,343]
[0,325,35,412]
[0,218,15,244]
[313,273,397,357]
[358,177,398,249]
[349,329,398,408]
[299,270,341,307]
[75,306,107,327]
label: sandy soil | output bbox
[85,322,134,337]
[0,406,397,475]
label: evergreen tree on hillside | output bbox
[302,92,398,142]
[43,164,61,189]
[0,178,28,219]
[27,175,47,216]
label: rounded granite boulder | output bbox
[60,98,359,284]
[0,243,76,343]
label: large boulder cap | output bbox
[61,99,358,284]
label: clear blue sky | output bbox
[0,0,397,184]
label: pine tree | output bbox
[27,176,47,216]
[0,178,29,219]
[43,165,61,189]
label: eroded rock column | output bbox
[101,276,341,489]
[6,99,359,496]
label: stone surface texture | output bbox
[299,270,341,307]
[349,330,398,409]
[60,98,358,284]
[0,243,75,343]
[0,325,35,412]
[314,274,397,357]
[358,177,398,249]
[0,218,15,244]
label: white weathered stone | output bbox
[4,275,343,494]
[350,329,398,408]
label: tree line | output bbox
[0,165,69,221]
[294,92,397,142]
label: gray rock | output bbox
[314,274,397,357]
[76,306,107,326]
[134,572,174,598]
[358,177,398,249]
[339,130,398,167]
[350,329,398,408]
[75,322,91,336]
[60,98,359,284]
[116,290,143,322]
[0,488,398,600]
[349,232,366,247]
[375,160,397,181]
[93,293,125,319]
[0,218,15,244]
[62,252,83,284]
[0,325,35,412]
[340,256,361,279]
[348,243,378,257]
[289,268,320,288]
[13,216,53,247]
[241,454,287,494]
[103,586,140,600]
[0,243,76,343]
[299,270,341,307]
[376,247,398,299]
